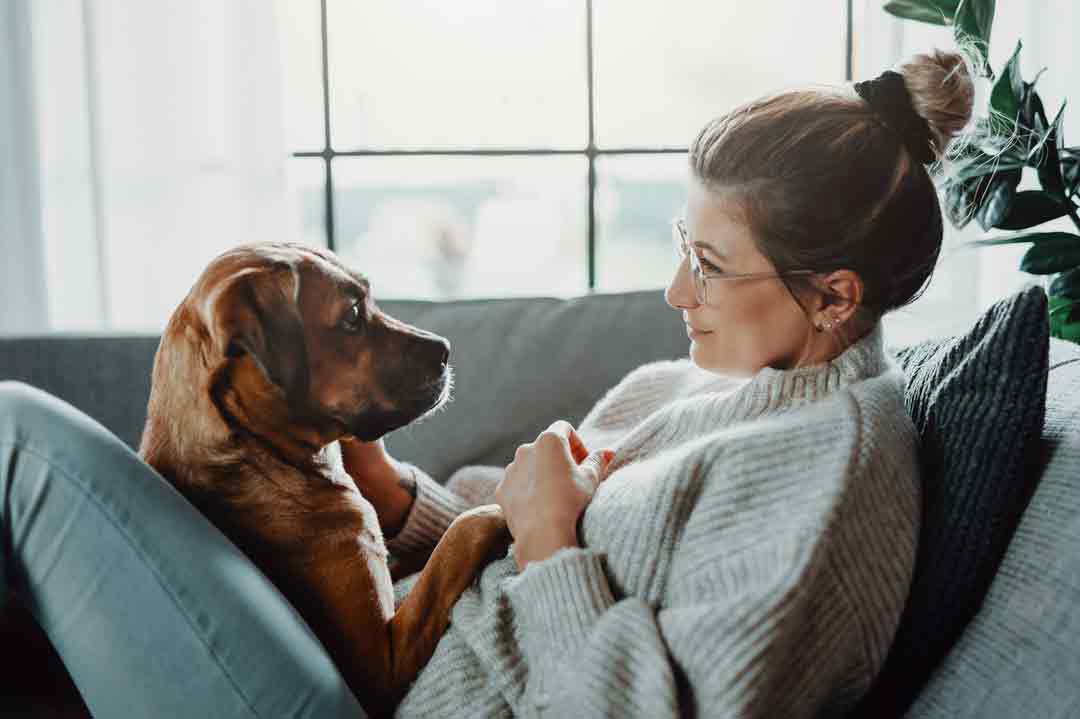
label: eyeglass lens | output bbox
[673,222,708,304]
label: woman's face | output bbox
[665,178,816,375]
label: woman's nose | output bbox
[665,258,700,310]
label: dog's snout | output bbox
[416,335,449,370]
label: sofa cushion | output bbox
[378,291,687,480]
[856,285,1050,717]
[904,338,1080,718]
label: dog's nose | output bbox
[437,338,450,367]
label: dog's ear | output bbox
[204,266,308,400]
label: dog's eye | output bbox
[341,301,365,334]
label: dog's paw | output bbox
[449,504,511,560]
[457,503,504,521]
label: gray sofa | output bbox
[1,289,1079,717]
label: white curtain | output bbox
[4,0,302,334]
[1,0,49,333]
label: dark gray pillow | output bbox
[905,339,1080,718]
[855,285,1050,718]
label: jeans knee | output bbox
[0,381,70,442]
[0,380,46,419]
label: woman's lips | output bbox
[686,324,713,338]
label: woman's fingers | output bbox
[578,450,616,490]
[544,420,589,464]
[568,429,589,464]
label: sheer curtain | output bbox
[856,0,1080,345]
[1,0,49,333]
[3,0,309,334]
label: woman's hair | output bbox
[689,49,976,323]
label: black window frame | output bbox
[292,0,855,291]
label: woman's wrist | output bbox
[347,454,416,538]
[377,460,416,538]
[513,524,580,570]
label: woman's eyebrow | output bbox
[692,240,728,261]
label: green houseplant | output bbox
[884,0,1080,341]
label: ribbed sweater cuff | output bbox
[508,547,616,659]
[385,465,472,558]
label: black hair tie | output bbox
[854,70,935,165]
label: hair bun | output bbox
[898,49,976,162]
[855,70,935,164]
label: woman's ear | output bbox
[816,269,864,324]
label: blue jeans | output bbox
[0,382,364,718]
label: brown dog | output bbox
[138,242,509,716]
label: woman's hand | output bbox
[339,437,415,538]
[495,421,614,570]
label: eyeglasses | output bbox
[672,219,816,305]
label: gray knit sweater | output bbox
[387,323,920,718]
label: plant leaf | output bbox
[976,169,1021,230]
[1054,319,1080,343]
[1018,71,1048,132]
[1027,100,1063,161]
[884,1,953,24]
[968,231,1080,247]
[1019,86,1049,161]
[945,183,973,228]
[1048,295,1077,338]
[1045,295,1080,341]
[997,191,1070,230]
[945,173,994,228]
[951,153,1026,182]
[1020,234,1080,274]
[989,41,1023,133]
[1049,294,1073,314]
[1037,101,1068,202]
[1050,267,1080,300]
[953,0,996,70]
[1064,154,1080,200]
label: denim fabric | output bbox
[0,381,363,718]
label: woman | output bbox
[0,49,973,718]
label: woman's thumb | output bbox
[580,449,616,490]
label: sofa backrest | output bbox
[0,333,160,451]
[0,291,688,479]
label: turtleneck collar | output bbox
[737,322,889,414]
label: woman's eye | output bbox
[699,257,722,274]
[341,301,365,333]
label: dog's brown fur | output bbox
[139,242,508,716]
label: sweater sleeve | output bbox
[385,463,502,559]
[505,542,863,719]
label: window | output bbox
[14,0,1060,339]
[287,0,848,300]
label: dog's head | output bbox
[154,242,451,459]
